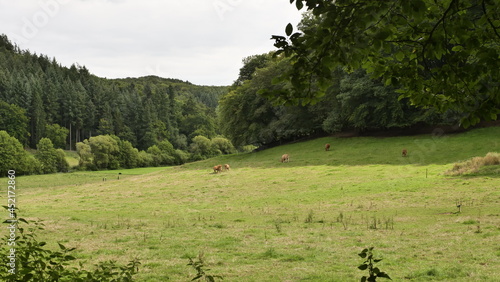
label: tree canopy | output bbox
[271,0,499,127]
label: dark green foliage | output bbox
[272,0,500,127]
[76,141,92,168]
[116,139,140,169]
[220,53,455,147]
[0,101,29,145]
[44,124,69,150]
[358,247,391,281]
[0,217,140,281]
[87,135,120,170]
[0,131,31,175]
[55,149,70,173]
[35,138,59,174]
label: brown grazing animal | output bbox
[281,154,289,163]
[224,164,230,171]
[213,165,223,173]
[402,149,408,157]
[325,143,331,151]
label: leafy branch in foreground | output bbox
[358,247,391,281]
[187,252,223,281]
[0,215,140,281]
[272,0,500,127]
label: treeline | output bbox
[219,53,460,147]
[0,34,228,153]
[0,129,238,175]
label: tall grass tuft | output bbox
[446,152,500,175]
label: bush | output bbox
[76,141,92,168]
[211,137,237,155]
[55,149,70,173]
[88,135,120,169]
[173,149,190,165]
[189,135,217,159]
[118,139,139,169]
[44,124,69,149]
[0,131,32,176]
[35,138,60,174]
[137,151,153,167]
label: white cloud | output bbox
[0,0,303,85]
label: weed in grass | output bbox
[305,210,314,223]
[187,252,223,281]
[383,216,394,230]
[273,219,283,233]
[337,212,351,230]
[261,248,281,259]
[357,247,391,281]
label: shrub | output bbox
[44,124,69,149]
[173,149,190,165]
[0,131,32,176]
[76,141,92,168]
[35,138,59,174]
[137,150,153,167]
[118,139,139,169]
[55,149,70,173]
[88,135,120,169]
[211,137,237,155]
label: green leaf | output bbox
[191,274,203,281]
[395,52,405,62]
[358,264,368,270]
[296,0,304,10]
[64,255,76,261]
[377,272,392,279]
[286,23,294,36]
[58,243,66,250]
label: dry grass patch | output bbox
[446,152,500,175]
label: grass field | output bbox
[6,127,500,281]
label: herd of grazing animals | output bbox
[212,143,408,172]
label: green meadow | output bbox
[7,127,500,281]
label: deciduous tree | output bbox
[272,0,500,127]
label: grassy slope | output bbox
[9,127,500,281]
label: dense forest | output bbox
[1,29,460,175]
[219,53,460,147]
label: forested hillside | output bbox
[0,34,228,151]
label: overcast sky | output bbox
[0,0,303,86]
